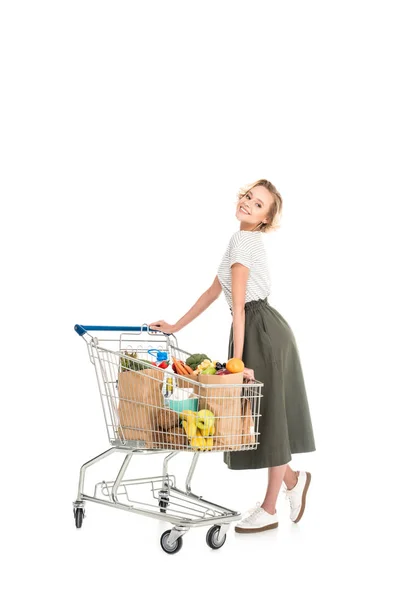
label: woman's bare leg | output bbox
[261,465,287,514]
[283,465,299,490]
[261,464,299,514]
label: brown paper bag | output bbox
[198,372,243,449]
[153,425,188,449]
[241,397,256,446]
[177,373,201,395]
[117,368,164,446]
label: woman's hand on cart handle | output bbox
[149,320,179,334]
[243,366,255,382]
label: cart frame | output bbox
[73,324,263,553]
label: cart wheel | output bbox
[160,530,183,554]
[206,525,226,550]
[159,498,169,513]
[74,507,84,529]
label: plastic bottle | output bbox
[163,375,174,404]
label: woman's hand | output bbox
[243,366,255,381]
[148,320,178,334]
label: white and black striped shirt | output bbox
[217,230,271,310]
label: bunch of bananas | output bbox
[180,409,215,450]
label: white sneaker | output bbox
[235,505,278,533]
[284,471,311,523]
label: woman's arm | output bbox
[149,276,222,333]
[174,276,222,332]
[231,263,249,360]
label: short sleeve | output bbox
[229,231,252,269]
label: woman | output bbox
[150,179,316,534]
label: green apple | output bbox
[201,366,217,375]
[196,410,215,430]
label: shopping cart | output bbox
[73,324,263,553]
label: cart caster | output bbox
[159,498,169,513]
[74,507,85,529]
[160,530,183,554]
[206,525,227,550]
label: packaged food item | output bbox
[153,426,188,449]
[156,407,180,431]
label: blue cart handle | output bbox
[74,324,171,336]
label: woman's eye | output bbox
[257,203,261,208]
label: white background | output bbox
[1,1,399,598]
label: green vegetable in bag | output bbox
[186,353,211,370]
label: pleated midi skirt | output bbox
[224,297,316,469]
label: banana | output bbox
[205,437,213,449]
[190,434,206,450]
[181,415,197,438]
[180,410,196,420]
[187,422,197,438]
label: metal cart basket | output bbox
[73,324,263,553]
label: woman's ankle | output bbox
[261,503,276,515]
[285,470,299,491]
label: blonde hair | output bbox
[236,179,283,233]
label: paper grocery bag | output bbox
[198,372,243,450]
[177,373,200,395]
[241,397,256,446]
[117,368,164,446]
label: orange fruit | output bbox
[226,358,245,373]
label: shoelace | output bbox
[241,506,265,525]
[242,501,262,519]
[284,492,294,509]
[283,487,297,509]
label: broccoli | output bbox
[186,353,211,370]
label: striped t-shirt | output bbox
[217,230,271,310]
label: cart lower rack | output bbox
[73,324,263,553]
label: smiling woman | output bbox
[150,178,316,535]
[216,179,316,534]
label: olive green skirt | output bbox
[224,297,316,469]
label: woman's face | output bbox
[235,185,274,230]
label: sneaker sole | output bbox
[235,522,279,534]
[293,471,311,523]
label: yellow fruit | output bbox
[205,437,213,449]
[187,422,197,438]
[226,358,245,373]
[210,425,215,435]
[180,410,196,421]
[196,409,215,431]
[190,435,206,450]
[182,418,198,438]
